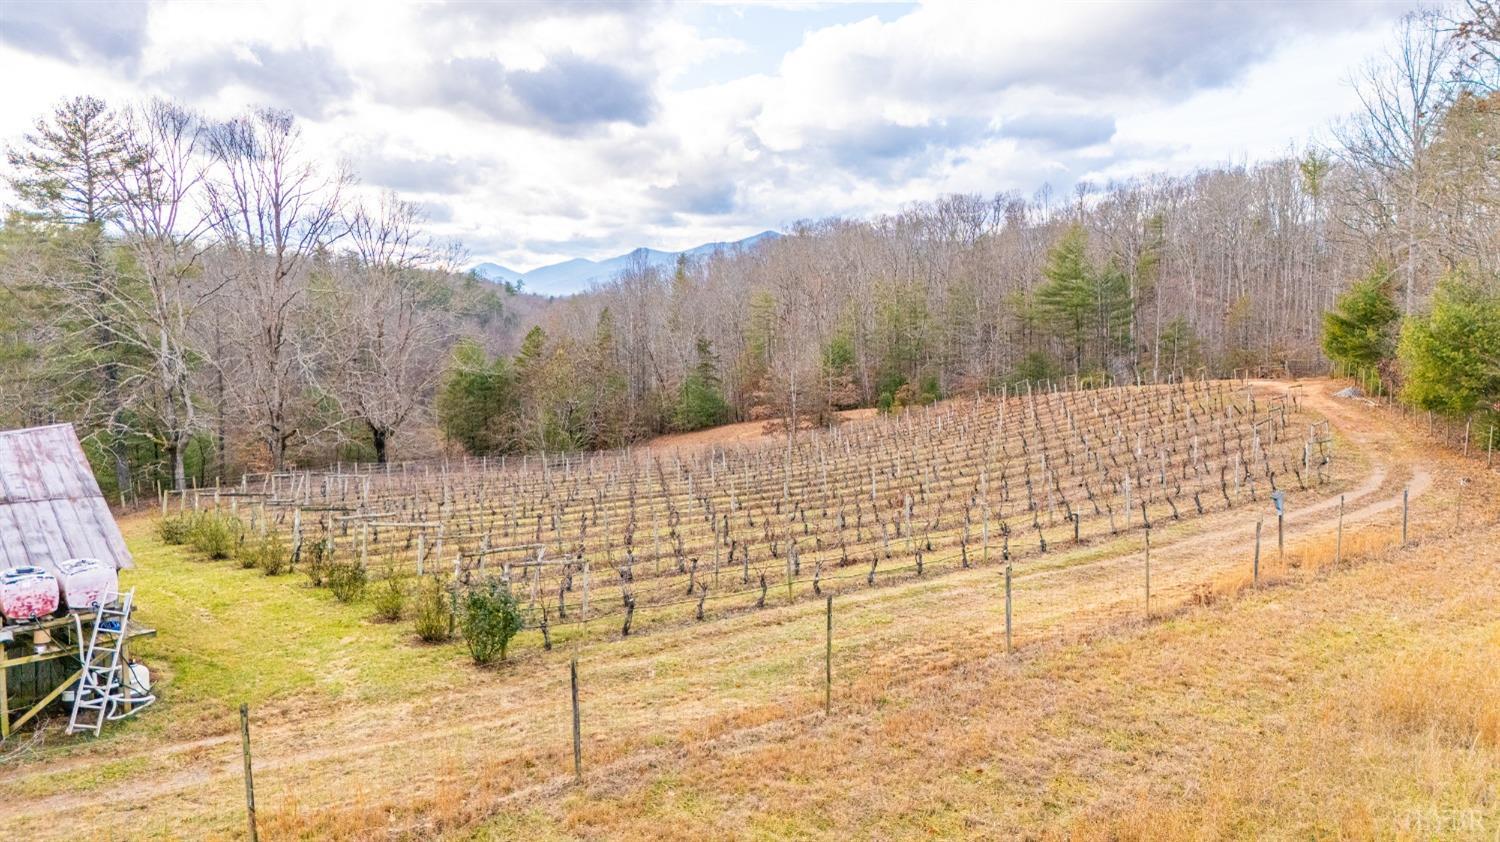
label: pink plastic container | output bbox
[0,567,60,623]
[56,558,117,610]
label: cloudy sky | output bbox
[1,0,1415,272]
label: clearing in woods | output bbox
[0,379,1495,840]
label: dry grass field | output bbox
[0,379,1496,840]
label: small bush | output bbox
[412,576,453,643]
[232,528,255,569]
[304,540,330,587]
[240,531,289,576]
[157,513,194,545]
[370,572,406,622]
[460,582,524,666]
[326,560,367,603]
[189,513,240,560]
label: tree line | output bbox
[1,100,508,496]
[1,5,1495,492]
[473,5,1497,447]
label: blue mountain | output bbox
[471,231,779,296]
[470,262,523,285]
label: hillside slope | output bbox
[0,380,1495,840]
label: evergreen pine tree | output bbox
[1322,264,1400,377]
[1399,270,1500,416]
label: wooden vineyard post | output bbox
[824,595,832,715]
[570,658,582,783]
[1335,495,1344,565]
[1277,510,1284,560]
[1004,559,1013,655]
[1253,518,1262,587]
[240,703,258,842]
[1402,487,1409,546]
[582,558,591,628]
[1143,528,1151,619]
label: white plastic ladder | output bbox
[66,589,154,736]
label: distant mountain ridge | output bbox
[471,231,780,296]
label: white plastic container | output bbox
[0,567,60,622]
[125,662,151,697]
[56,558,117,610]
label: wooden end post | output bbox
[1402,486,1409,546]
[824,595,832,715]
[1335,495,1344,565]
[1004,560,1013,655]
[240,703,257,842]
[1143,529,1151,619]
[570,658,582,783]
[1253,518,1262,587]
[0,645,9,740]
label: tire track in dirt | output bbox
[1020,380,1432,592]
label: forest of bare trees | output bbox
[505,5,1497,444]
[0,4,1495,495]
[0,98,507,495]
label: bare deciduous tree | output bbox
[204,108,348,469]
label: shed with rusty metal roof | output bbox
[0,423,132,576]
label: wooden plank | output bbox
[31,427,76,502]
[1,643,9,739]
[65,496,131,567]
[55,426,101,495]
[9,666,81,732]
[0,624,155,668]
[0,432,33,503]
[25,500,73,576]
[54,496,110,563]
[0,506,34,568]
[9,430,49,504]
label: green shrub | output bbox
[411,576,453,643]
[188,513,240,560]
[1323,263,1399,375]
[240,531,289,576]
[370,572,406,622]
[156,513,194,545]
[1399,269,1500,417]
[326,560,367,603]
[918,375,941,405]
[460,582,524,666]
[304,539,330,587]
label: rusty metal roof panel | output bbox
[0,424,133,575]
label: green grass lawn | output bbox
[117,515,469,739]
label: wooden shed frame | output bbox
[0,423,150,739]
